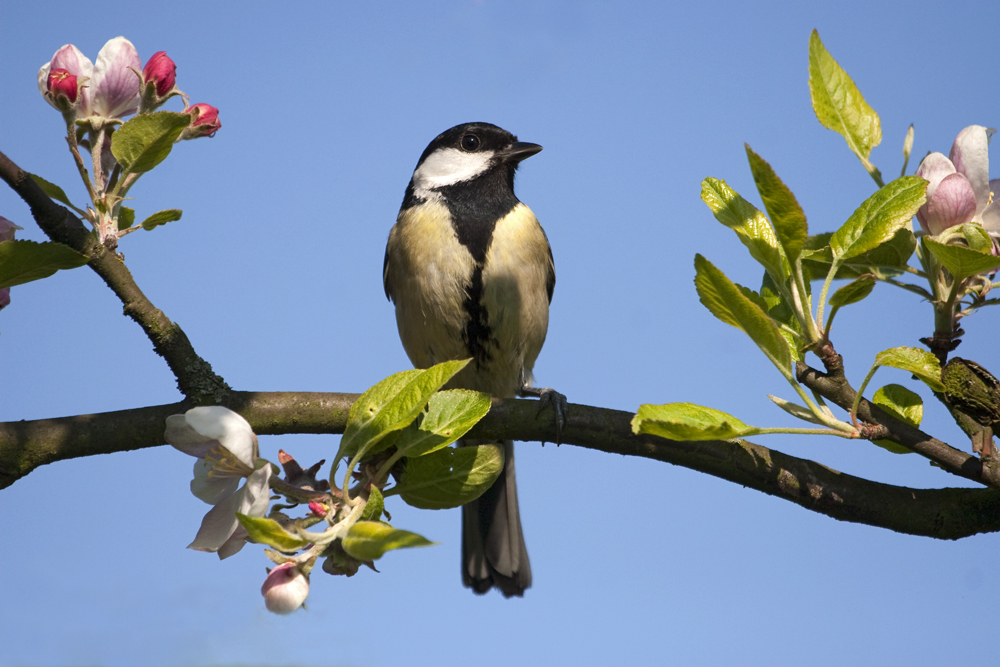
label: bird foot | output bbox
[518,385,567,444]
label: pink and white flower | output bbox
[165,406,272,559]
[38,37,141,120]
[916,125,1000,236]
[261,562,310,614]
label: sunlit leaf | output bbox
[829,177,926,261]
[874,347,945,392]
[236,514,310,551]
[923,237,1000,280]
[745,144,808,261]
[701,177,789,281]
[633,403,762,441]
[396,444,504,510]
[341,521,435,561]
[111,111,191,175]
[871,384,921,454]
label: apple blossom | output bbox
[261,562,310,614]
[180,103,221,140]
[38,37,140,121]
[165,406,272,559]
[916,125,999,236]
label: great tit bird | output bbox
[383,122,563,597]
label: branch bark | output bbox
[0,149,228,402]
[2,394,998,540]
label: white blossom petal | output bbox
[164,413,219,459]
[89,37,140,118]
[190,458,240,505]
[950,125,995,218]
[217,526,250,559]
[182,406,256,468]
[187,485,246,552]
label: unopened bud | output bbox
[180,103,221,140]
[308,502,327,517]
[261,562,309,614]
[142,52,177,97]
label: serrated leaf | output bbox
[235,514,310,551]
[111,111,191,175]
[871,384,922,454]
[0,239,88,289]
[28,173,76,209]
[828,273,876,307]
[745,145,808,261]
[808,29,882,167]
[396,444,504,510]
[361,486,385,522]
[632,403,762,441]
[701,178,789,281]
[393,389,492,458]
[923,237,1000,280]
[140,209,183,231]
[829,177,926,262]
[118,206,135,230]
[341,521,435,561]
[338,360,469,461]
[874,347,945,392]
[694,254,792,372]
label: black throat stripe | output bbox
[441,167,520,365]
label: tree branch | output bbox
[2,394,998,540]
[0,149,228,402]
[796,358,1000,489]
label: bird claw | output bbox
[519,385,567,444]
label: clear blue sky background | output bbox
[2,1,998,665]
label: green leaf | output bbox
[828,273,876,307]
[396,444,504,510]
[341,521,435,561]
[808,29,882,169]
[110,111,191,175]
[760,273,805,362]
[361,486,385,522]
[802,228,915,280]
[962,223,993,253]
[923,237,1000,280]
[745,144,808,261]
[118,206,135,231]
[235,514,310,551]
[829,177,926,261]
[338,360,469,461]
[28,173,77,209]
[140,209,183,231]
[694,254,792,373]
[0,239,88,289]
[701,178,789,281]
[874,347,945,392]
[768,395,825,425]
[393,389,492,458]
[632,403,762,441]
[871,384,922,454]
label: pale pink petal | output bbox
[39,45,94,115]
[217,526,249,559]
[190,458,240,505]
[89,37,140,118]
[241,465,273,517]
[982,178,1000,232]
[950,125,994,217]
[0,217,22,243]
[922,173,976,235]
[916,153,958,233]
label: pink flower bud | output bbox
[261,562,309,614]
[47,68,79,103]
[142,51,177,97]
[181,103,221,139]
[308,502,327,517]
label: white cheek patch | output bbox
[412,148,493,196]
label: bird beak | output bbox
[502,142,543,163]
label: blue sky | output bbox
[1,1,998,665]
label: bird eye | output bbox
[461,134,481,152]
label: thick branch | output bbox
[2,394,998,540]
[796,360,1000,488]
[0,149,228,402]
